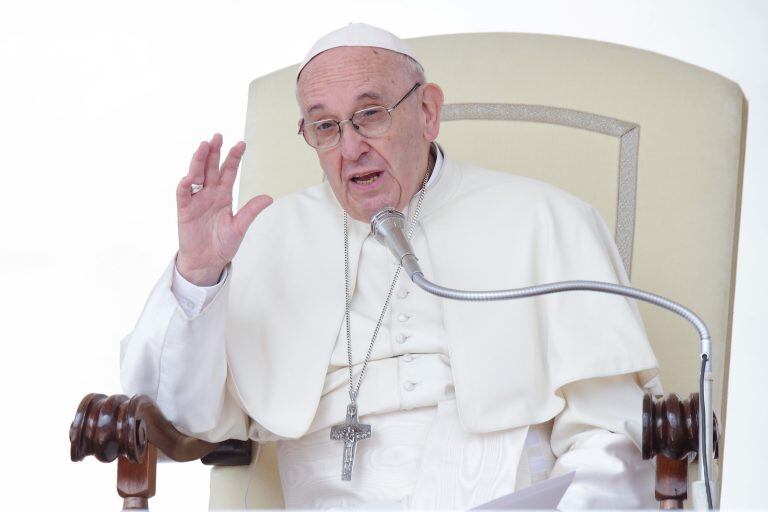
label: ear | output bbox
[420,83,444,142]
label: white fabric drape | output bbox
[121,150,659,508]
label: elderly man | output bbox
[121,24,659,509]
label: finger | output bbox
[186,141,209,187]
[233,194,273,234]
[203,133,223,186]
[176,173,196,208]
[220,141,247,189]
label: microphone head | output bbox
[370,207,423,278]
[370,207,405,244]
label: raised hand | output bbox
[175,134,273,286]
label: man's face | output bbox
[297,47,441,222]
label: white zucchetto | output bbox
[298,22,421,78]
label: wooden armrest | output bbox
[70,393,252,510]
[642,392,720,509]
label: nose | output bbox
[339,120,369,161]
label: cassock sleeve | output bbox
[549,374,657,509]
[120,257,250,442]
[171,263,228,319]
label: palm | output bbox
[179,180,238,264]
[176,134,272,285]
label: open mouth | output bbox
[351,171,383,186]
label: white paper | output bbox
[471,472,575,510]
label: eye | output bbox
[355,108,387,124]
[314,121,336,132]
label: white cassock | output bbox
[121,147,661,509]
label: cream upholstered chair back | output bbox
[210,33,746,509]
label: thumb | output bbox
[233,194,273,234]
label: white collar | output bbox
[425,143,443,190]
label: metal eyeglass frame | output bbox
[298,82,422,150]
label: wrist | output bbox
[175,254,225,287]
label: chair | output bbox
[71,32,746,510]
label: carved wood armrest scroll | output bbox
[70,393,252,510]
[642,392,720,510]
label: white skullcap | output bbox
[297,23,421,79]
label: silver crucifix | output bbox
[330,402,371,481]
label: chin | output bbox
[350,205,379,223]
[348,197,398,222]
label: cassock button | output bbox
[397,313,411,322]
[396,333,410,344]
[403,381,416,391]
[396,289,410,299]
[402,354,414,362]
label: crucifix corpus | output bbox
[330,402,372,481]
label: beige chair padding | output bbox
[210,32,746,509]
[209,443,285,509]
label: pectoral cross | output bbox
[330,402,371,481]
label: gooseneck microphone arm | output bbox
[370,206,715,510]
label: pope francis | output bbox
[120,23,661,509]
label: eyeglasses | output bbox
[299,83,422,150]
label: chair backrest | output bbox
[213,32,745,509]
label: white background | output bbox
[1,0,765,509]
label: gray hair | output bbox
[402,54,427,84]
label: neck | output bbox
[393,144,433,214]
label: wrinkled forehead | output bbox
[297,47,411,115]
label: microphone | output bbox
[370,205,716,510]
[370,207,423,279]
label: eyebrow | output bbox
[306,90,383,116]
[357,90,382,102]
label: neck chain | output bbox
[343,172,429,403]
[331,163,431,481]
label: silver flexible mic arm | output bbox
[370,206,716,509]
